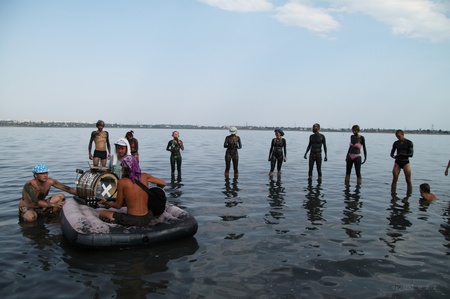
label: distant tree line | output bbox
[0,120,448,135]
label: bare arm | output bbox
[52,179,77,195]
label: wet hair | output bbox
[125,130,134,138]
[352,125,360,132]
[395,129,404,136]
[314,123,320,129]
[420,183,431,193]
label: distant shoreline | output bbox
[1,120,448,135]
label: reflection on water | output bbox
[264,177,285,225]
[440,203,450,255]
[60,236,199,296]
[303,183,325,226]
[384,196,412,253]
[222,178,241,207]
[342,185,363,238]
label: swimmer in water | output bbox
[419,183,436,201]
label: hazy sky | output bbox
[1,0,449,130]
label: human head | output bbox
[125,131,134,140]
[420,183,431,193]
[96,120,105,128]
[312,123,320,133]
[32,164,49,174]
[229,127,237,135]
[274,128,284,136]
[114,138,131,159]
[352,125,360,134]
[172,131,179,138]
[121,155,141,183]
[395,129,405,141]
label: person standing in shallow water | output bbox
[390,129,414,196]
[88,120,111,167]
[166,131,184,181]
[125,130,139,161]
[304,123,327,182]
[345,125,367,186]
[224,126,242,178]
[268,128,287,176]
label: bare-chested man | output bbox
[88,120,111,167]
[99,155,167,227]
[19,164,77,222]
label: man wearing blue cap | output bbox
[19,164,77,222]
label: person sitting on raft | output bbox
[99,155,167,227]
[19,164,77,222]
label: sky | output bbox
[1,0,450,130]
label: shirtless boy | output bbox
[19,164,77,222]
[88,120,111,167]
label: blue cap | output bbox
[32,164,49,173]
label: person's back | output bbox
[118,177,148,216]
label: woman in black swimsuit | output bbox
[390,129,414,196]
[268,129,287,176]
[166,131,184,181]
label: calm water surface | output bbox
[0,127,449,298]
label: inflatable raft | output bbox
[61,197,198,249]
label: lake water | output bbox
[0,127,449,298]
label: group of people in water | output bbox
[19,120,445,226]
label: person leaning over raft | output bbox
[166,131,184,181]
[224,126,242,178]
[88,120,111,167]
[390,129,414,196]
[268,128,287,176]
[125,130,139,161]
[99,155,167,227]
[19,164,77,222]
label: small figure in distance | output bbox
[268,128,287,177]
[345,125,367,186]
[88,120,111,167]
[166,131,184,182]
[419,183,436,201]
[99,155,167,226]
[304,123,327,183]
[445,160,450,176]
[109,138,131,179]
[19,164,77,222]
[125,130,139,161]
[390,129,414,196]
[224,126,242,178]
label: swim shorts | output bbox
[94,150,107,160]
[111,212,152,227]
[395,160,410,169]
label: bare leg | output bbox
[391,163,401,194]
[403,164,412,196]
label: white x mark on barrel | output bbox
[101,183,113,197]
